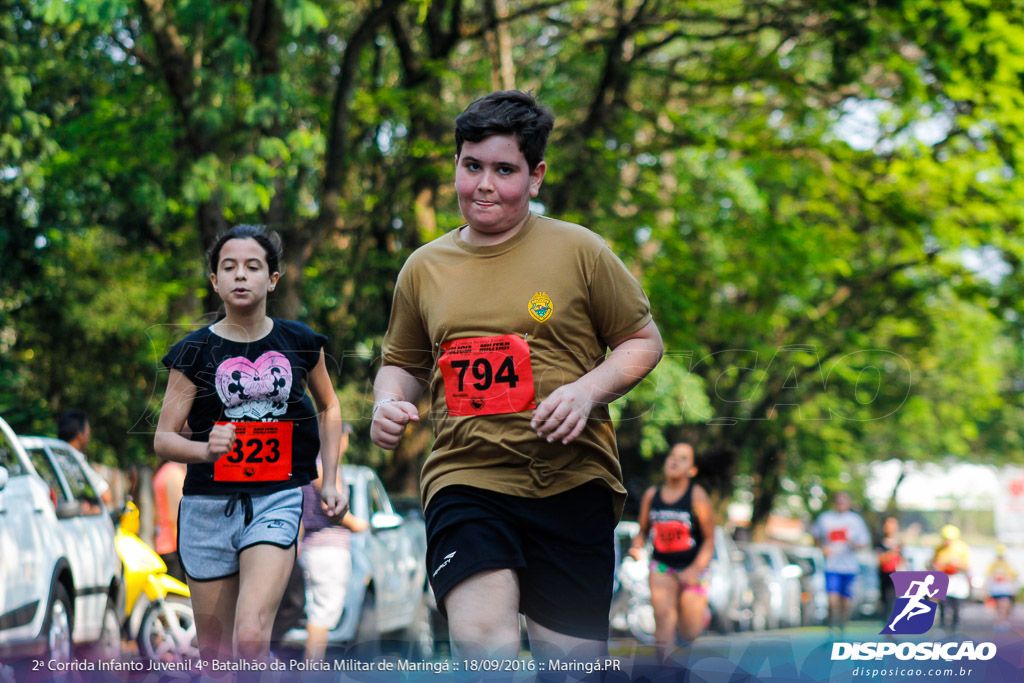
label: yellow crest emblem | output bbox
[528,292,554,323]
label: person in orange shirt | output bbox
[153,460,187,582]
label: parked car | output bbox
[708,527,751,633]
[737,542,803,628]
[851,550,882,619]
[278,465,434,658]
[783,545,829,626]
[389,494,426,523]
[0,420,121,663]
[736,545,775,631]
[609,521,655,643]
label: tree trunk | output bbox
[750,444,783,529]
[274,237,312,320]
[883,461,906,516]
[483,0,515,90]
[134,464,155,546]
[198,200,228,315]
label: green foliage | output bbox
[4,0,1024,518]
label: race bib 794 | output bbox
[438,334,535,416]
[214,421,292,482]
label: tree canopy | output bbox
[4,0,1024,526]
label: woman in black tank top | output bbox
[630,443,716,659]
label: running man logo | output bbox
[433,551,457,578]
[881,571,949,635]
[528,292,554,323]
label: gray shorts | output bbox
[178,488,302,580]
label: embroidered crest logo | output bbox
[528,292,554,323]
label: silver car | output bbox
[279,465,434,658]
[737,541,803,629]
[707,526,750,632]
[783,545,829,626]
[0,425,121,663]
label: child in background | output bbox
[630,443,715,659]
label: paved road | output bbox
[604,600,1024,680]
[5,601,1020,682]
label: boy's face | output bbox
[455,134,546,241]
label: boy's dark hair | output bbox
[206,224,284,276]
[58,409,88,442]
[455,90,554,171]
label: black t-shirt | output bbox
[161,319,327,495]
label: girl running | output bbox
[154,224,347,664]
[630,443,715,659]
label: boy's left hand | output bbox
[531,381,594,444]
[320,483,350,521]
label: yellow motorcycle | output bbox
[116,501,199,663]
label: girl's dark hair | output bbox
[206,224,284,275]
[455,90,554,171]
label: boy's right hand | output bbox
[628,546,644,561]
[207,423,236,461]
[370,401,420,450]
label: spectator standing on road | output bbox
[154,224,347,666]
[876,516,905,621]
[630,443,714,659]
[299,425,369,660]
[811,492,871,635]
[371,90,663,662]
[58,409,114,508]
[152,460,187,583]
[932,524,970,632]
[986,544,1018,633]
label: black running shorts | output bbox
[424,480,615,640]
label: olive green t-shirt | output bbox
[381,213,652,519]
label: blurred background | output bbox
[3,0,1024,555]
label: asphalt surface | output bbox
[4,601,1021,682]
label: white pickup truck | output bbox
[278,464,435,659]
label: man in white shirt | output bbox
[811,492,871,633]
[58,409,113,507]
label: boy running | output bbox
[371,90,663,661]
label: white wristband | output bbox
[372,398,398,416]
